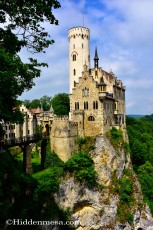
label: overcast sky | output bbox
[19,0,153,115]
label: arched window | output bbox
[82,34,84,39]
[73,69,76,76]
[88,116,95,121]
[73,54,76,61]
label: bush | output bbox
[65,151,97,188]
[106,127,124,149]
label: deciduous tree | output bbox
[0,0,61,122]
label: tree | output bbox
[29,99,41,109]
[51,93,70,115]
[22,95,51,110]
[40,95,51,111]
[0,0,61,123]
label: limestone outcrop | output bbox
[54,135,153,230]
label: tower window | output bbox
[74,81,76,87]
[82,43,84,49]
[73,54,76,61]
[73,44,75,49]
[82,34,84,39]
[73,69,76,76]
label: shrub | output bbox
[106,127,124,149]
[65,151,97,188]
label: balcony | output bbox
[114,110,119,115]
[99,92,107,99]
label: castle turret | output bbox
[68,26,90,93]
[94,46,99,68]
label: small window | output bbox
[82,43,84,49]
[82,34,84,39]
[74,81,76,87]
[73,54,76,61]
[73,69,76,76]
[93,101,98,109]
[88,116,95,121]
[84,101,88,110]
[75,102,79,110]
[73,44,75,49]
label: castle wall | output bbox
[51,116,78,162]
[70,75,104,137]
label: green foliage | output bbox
[141,114,153,123]
[65,151,97,188]
[106,127,124,149]
[0,148,70,229]
[34,171,60,200]
[51,93,70,115]
[126,114,153,214]
[137,162,153,213]
[0,0,60,122]
[23,95,52,110]
[127,115,153,169]
[111,169,135,224]
[77,136,96,152]
[8,146,22,155]
[98,184,105,190]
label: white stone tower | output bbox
[68,26,90,93]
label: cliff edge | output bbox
[54,135,153,230]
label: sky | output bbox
[19,0,153,115]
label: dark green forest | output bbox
[126,115,153,213]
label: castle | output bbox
[2,26,126,162]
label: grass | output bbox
[13,151,41,173]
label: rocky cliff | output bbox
[54,135,153,230]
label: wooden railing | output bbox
[0,134,43,148]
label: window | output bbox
[75,102,79,110]
[93,101,98,109]
[82,34,84,39]
[74,81,76,87]
[73,54,76,61]
[82,87,89,97]
[73,69,76,75]
[96,101,98,109]
[82,43,84,49]
[88,116,95,121]
[73,44,75,49]
[84,101,88,110]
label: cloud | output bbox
[19,0,153,115]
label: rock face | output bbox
[54,135,153,229]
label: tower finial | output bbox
[94,46,99,68]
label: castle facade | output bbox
[1,26,126,162]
